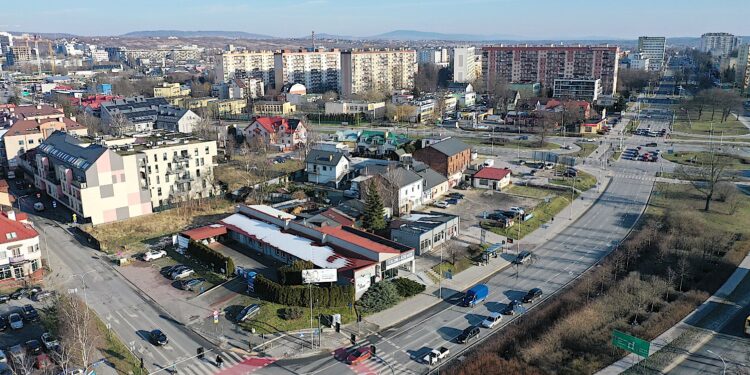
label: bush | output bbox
[278,260,315,285]
[280,306,305,320]
[392,278,426,298]
[253,275,354,308]
[358,280,401,313]
[187,240,235,277]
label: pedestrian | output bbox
[216,355,224,368]
[140,357,145,370]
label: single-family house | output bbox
[472,167,512,190]
[243,117,307,151]
[305,149,350,188]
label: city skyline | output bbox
[3,0,749,39]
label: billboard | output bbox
[302,269,338,284]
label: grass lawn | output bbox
[431,256,476,278]
[461,137,559,150]
[83,199,236,253]
[549,170,598,192]
[663,151,750,170]
[95,317,145,375]
[625,120,640,134]
[673,110,749,136]
[506,185,559,199]
[236,297,357,334]
[482,193,572,240]
[612,150,622,161]
[569,142,598,158]
[215,159,303,191]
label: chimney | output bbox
[7,210,16,221]
[36,104,42,109]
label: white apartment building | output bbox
[553,78,602,101]
[325,100,386,119]
[453,47,477,83]
[736,44,750,93]
[0,210,42,282]
[90,49,109,62]
[340,49,417,96]
[701,33,739,57]
[274,49,341,93]
[418,48,449,67]
[637,36,666,71]
[216,50,276,89]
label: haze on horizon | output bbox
[3,0,749,39]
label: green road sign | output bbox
[612,330,650,357]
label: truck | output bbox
[461,284,489,307]
[423,347,450,365]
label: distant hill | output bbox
[121,30,275,39]
[366,30,511,41]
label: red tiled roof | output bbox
[181,224,227,241]
[0,211,38,245]
[253,117,300,135]
[70,95,123,110]
[320,208,355,227]
[11,105,64,120]
[582,123,600,127]
[318,226,400,254]
[474,167,511,180]
[5,117,85,136]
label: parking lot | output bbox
[429,187,540,231]
[0,290,56,372]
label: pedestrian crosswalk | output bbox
[612,173,658,182]
[347,338,418,375]
[160,351,276,375]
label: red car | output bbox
[346,345,373,365]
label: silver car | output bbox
[8,313,22,330]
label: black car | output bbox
[25,339,43,355]
[502,300,523,315]
[522,288,543,303]
[10,288,30,300]
[448,192,465,199]
[21,305,39,322]
[149,329,168,346]
[0,315,7,331]
[0,295,9,303]
[645,142,658,147]
[512,251,533,265]
[456,326,480,344]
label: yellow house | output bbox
[580,120,605,135]
[179,97,218,111]
[153,83,191,98]
[252,101,296,115]
[209,99,247,116]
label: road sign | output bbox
[612,330,650,357]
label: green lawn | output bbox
[236,297,357,334]
[95,317,145,375]
[569,142,598,158]
[663,151,750,170]
[432,256,476,278]
[673,110,749,136]
[549,170,598,192]
[482,193,572,240]
[461,137,559,150]
[612,150,622,161]
[506,185,559,199]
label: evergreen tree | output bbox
[363,182,386,231]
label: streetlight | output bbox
[707,350,726,375]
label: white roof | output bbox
[403,214,441,222]
[246,205,296,220]
[221,213,348,269]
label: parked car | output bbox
[22,304,39,322]
[236,304,260,323]
[544,162,555,170]
[346,345,373,365]
[178,278,206,291]
[33,202,44,211]
[0,316,7,331]
[171,268,195,280]
[433,201,449,209]
[32,290,53,302]
[513,251,533,265]
[645,142,658,147]
[161,264,187,276]
[8,313,23,330]
[0,349,6,363]
[142,249,167,262]
[7,345,23,366]
[25,339,43,355]
[34,353,53,369]
[41,333,60,351]
[456,325,481,344]
[446,198,460,205]
[10,287,40,300]
[481,312,503,329]
[0,295,9,304]
[149,329,168,346]
[448,192,464,199]
[522,288,544,303]
[508,206,525,216]
[461,284,489,307]
[502,300,523,315]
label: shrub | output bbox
[187,240,235,277]
[280,306,305,320]
[358,280,401,313]
[392,278,426,298]
[253,275,354,308]
[278,260,315,285]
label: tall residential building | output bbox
[273,49,341,93]
[701,32,739,57]
[340,49,417,96]
[216,50,276,89]
[637,36,666,71]
[553,78,602,101]
[453,47,477,83]
[481,45,619,96]
[0,32,13,53]
[418,48,449,67]
[30,131,217,224]
[737,44,750,93]
[6,46,32,65]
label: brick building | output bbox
[413,137,471,186]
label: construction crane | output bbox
[34,35,41,75]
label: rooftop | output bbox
[425,137,470,157]
[473,167,511,180]
[0,210,38,245]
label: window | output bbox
[0,267,11,280]
[156,176,160,184]
[196,169,201,177]
[0,251,6,259]
[28,139,34,144]
[18,140,24,145]
[194,148,199,156]
[5,232,17,240]
[155,165,159,173]
[157,187,162,196]
[165,174,169,182]
[31,259,40,272]
[148,166,152,173]
[205,146,210,154]
[163,152,167,161]
[153,154,157,162]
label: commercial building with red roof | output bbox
[0,210,42,283]
[242,116,307,151]
[472,167,512,190]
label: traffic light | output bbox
[197,347,204,360]
[507,238,514,244]
[350,333,356,345]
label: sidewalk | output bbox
[365,168,612,330]
[597,254,750,375]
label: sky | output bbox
[2,0,749,39]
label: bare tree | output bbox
[676,255,691,292]
[77,111,102,136]
[414,63,440,93]
[50,293,99,371]
[674,152,733,211]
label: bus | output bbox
[745,315,750,335]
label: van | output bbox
[462,284,489,307]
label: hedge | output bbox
[392,278,426,298]
[278,260,315,286]
[187,240,235,278]
[253,274,354,308]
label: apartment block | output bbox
[273,49,341,93]
[736,44,750,93]
[701,33,739,57]
[0,210,42,282]
[418,48,449,67]
[6,46,32,65]
[325,100,386,119]
[637,36,666,71]
[153,82,191,98]
[553,78,602,101]
[340,49,418,96]
[216,50,276,88]
[482,45,619,96]
[453,47,477,83]
[29,131,217,225]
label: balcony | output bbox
[9,255,25,264]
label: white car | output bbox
[171,268,195,280]
[142,249,167,262]
[509,206,525,216]
[544,162,555,170]
[481,312,503,328]
[8,313,23,330]
[433,201,449,209]
[41,332,60,350]
[33,202,45,211]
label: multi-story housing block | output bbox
[736,44,750,93]
[482,45,619,95]
[553,78,602,101]
[273,49,341,93]
[341,49,417,96]
[701,33,739,57]
[637,36,666,71]
[216,50,276,88]
[453,47,477,83]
